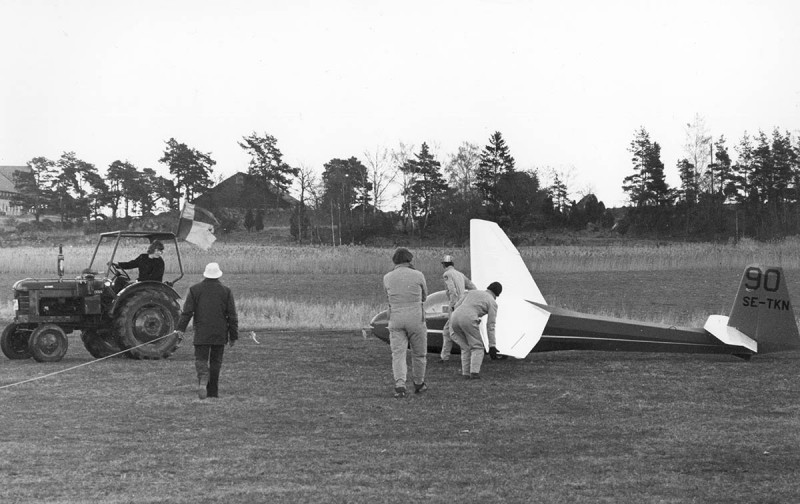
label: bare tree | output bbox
[684,114,712,192]
[363,146,397,212]
[294,164,319,243]
[445,142,481,195]
[391,142,416,234]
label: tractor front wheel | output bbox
[1,323,32,360]
[29,324,69,362]
[114,290,181,359]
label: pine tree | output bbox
[404,143,448,232]
[475,131,515,213]
[622,127,671,207]
[239,132,299,209]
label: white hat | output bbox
[203,262,223,279]
[441,254,453,263]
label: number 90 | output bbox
[744,267,780,292]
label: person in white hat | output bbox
[439,254,476,363]
[176,262,239,399]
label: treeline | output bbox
[623,120,800,240]
[13,132,612,243]
[284,133,612,245]
[13,138,215,223]
[12,120,799,243]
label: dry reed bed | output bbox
[2,239,798,329]
[2,237,800,276]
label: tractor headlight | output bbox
[13,299,18,312]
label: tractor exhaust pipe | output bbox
[57,244,64,280]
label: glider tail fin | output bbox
[727,265,800,353]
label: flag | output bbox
[177,203,219,250]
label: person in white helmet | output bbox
[439,254,476,363]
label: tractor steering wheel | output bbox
[109,262,131,282]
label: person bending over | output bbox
[450,281,502,379]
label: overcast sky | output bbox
[1,0,798,207]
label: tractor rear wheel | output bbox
[114,290,181,359]
[29,324,69,362]
[81,329,124,359]
[1,323,32,360]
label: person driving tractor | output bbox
[113,240,165,282]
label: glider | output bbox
[370,219,800,359]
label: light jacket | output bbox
[452,289,498,347]
[442,266,476,310]
[383,263,428,322]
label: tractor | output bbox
[1,231,185,362]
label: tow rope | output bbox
[0,331,181,390]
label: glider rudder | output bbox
[728,265,800,353]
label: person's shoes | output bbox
[414,382,428,394]
[462,374,471,379]
[470,373,481,379]
[198,377,208,400]
[393,387,407,398]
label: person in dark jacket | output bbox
[114,240,165,282]
[176,262,239,400]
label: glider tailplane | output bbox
[720,265,800,354]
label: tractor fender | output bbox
[111,281,182,316]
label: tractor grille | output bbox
[15,291,30,313]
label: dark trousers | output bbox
[194,344,225,397]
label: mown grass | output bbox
[2,331,799,503]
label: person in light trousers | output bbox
[383,247,428,398]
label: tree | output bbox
[363,146,397,212]
[402,143,449,232]
[445,142,481,197]
[132,168,162,215]
[676,159,698,205]
[684,114,712,192]
[391,142,416,234]
[322,157,371,244]
[709,136,735,199]
[622,128,673,233]
[106,160,139,219]
[547,172,570,215]
[11,157,57,221]
[496,170,547,228]
[475,131,516,213]
[622,127,671,207]
[293,164,319,243]
[239,132,299,209]
[159,138,215,202]
[54,152,106,222]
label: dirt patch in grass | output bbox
[2,330,800,503]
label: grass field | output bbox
[2,330,799,503]
[3,242,800,503]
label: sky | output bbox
[1,0,798,207]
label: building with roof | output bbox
[193,171,300,211]
[0,165,32,216]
